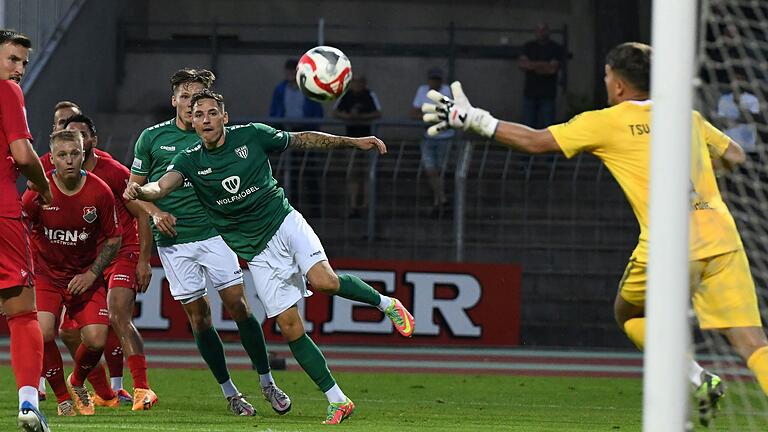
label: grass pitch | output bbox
[0,366,763,431]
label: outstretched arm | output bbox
[124,171,184,202]
[289,131,387,154]
[422,81,561,154]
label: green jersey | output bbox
[170,123,293,260]
[131,119,218,246]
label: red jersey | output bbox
[40,151,138,253]
[0,80,32,218]
[22,171,121,287]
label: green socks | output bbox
[235,314,271,374]
[289,334,335,392]
[193,326,231,384]
[336,274,381,306]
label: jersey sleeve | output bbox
[169,151,192,180]
[0,81,32,144]
[131,129,152,176]
[249,123,290,153]
[695,111,731,157]
[547,110,606,158]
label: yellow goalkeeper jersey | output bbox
[548,100,742,262]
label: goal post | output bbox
[643,0,697,430]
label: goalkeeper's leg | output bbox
[615,294,725,426]
[724,327,768,395]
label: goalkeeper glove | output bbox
[421,81,499,138]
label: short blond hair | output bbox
[49,129,83,149]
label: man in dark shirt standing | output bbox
[519,23,563,129]
[333,75,382,217]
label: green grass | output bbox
[0,366,765,431]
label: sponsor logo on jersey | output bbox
[160,145,177,151]
[310,250,323,257]
[44,227,89,245]
[215,185,260,206]
[83,206,98,223]
[42,206,60,211]
[197,167,212,175]
[235,145,248,159]
[131,158,142,169]
[98,308,109,317]
[221,176,241,194]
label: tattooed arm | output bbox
[289,131,387,154]
[67,236,122,295]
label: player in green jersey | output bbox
[128,70,290,416]
[125,89,415,425]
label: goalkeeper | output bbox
[423,41,768,427]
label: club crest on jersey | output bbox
[221,176,241,194]
[82,206,98,223]
[235,145,248,159]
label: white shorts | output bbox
[247,210,327,318]
[158,235,244,304]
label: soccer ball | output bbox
[296,46,352,102]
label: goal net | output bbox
[695,0,768,428]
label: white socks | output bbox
[111,377,124,391]
[689,359,705,387]
[324,384,347,403]
[38,377,45,393]
[19,386,38,410]
[220,379,239,398]
[259,371,274,388]
[377,295,393,312]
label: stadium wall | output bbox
[20,0,121,148]
[114,0,597,124]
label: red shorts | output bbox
[0,217,34,289]
[36,277,109,328]
[104,251,139,291]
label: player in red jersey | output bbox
[51,101,112,159]
[23,130,122,416]
[64,114,156,408]
[37,105,130,405]
[0,29,53,432]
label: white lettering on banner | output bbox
[134,267,314,332]
[322,270,396,334]
[406,272,482,337]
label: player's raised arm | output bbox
[421,81,561,155]
[289,131,387,155]
[124,171,184,202]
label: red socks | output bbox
[104,327,124,379]
[127,354,149,389]
[42,340,69,403]
[86,363,116,400]
[7,311,43,389]
[71,343,103,387]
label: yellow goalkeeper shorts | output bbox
[618,249,762,329]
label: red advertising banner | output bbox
[0,259,522,347]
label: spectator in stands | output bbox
[269,59,324,216]
[410,67,453,218]
[717,69,760,152]
[333,75,382,218]
[270,58,323,132]
[519,23,563,129]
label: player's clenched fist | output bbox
[421,81,499,138]
[123,181,143,200]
